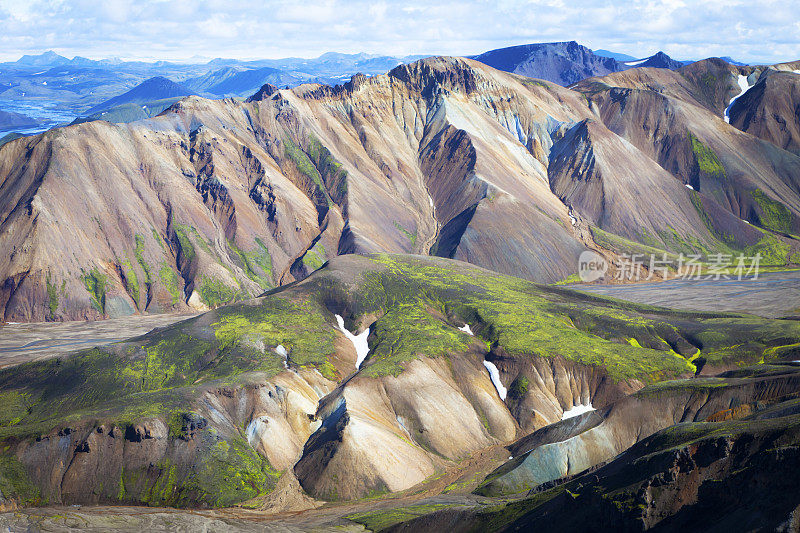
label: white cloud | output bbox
[0,0,796,64]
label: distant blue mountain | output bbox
[86,76,195,115]
[15,51,70,67]
[593,49,637,62]
[721,56,749,66]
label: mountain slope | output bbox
[0,253,797,509]
[86,76,195,115]
[574,65,800,242]
[0,56,798,322]
[729,70,800,156]
[0,110,38,131]
[547,118,758,252]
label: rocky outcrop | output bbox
[476,363,800,496]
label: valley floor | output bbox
[0,313,197,369]
[573,269,800,318]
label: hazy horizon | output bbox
[0,0,798,65]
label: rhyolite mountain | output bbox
[728,62,800,156]
[1,254,799,527]
[1,56,799,322]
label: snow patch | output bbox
[685,183,694,190]
[724,74,751,123]
[483,360,507,400]
[335,314,370,369]
[276,344,288,368]
[459,323,474,335]
[245,415,270,447]
[624,58,648,66]
[561,403,595,420]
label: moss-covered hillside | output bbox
[0,254,798,508]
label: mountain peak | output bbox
[472,41,622,86]
[86,76,195,115]
[15,50,70,66]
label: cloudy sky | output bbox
[0,0,798,64]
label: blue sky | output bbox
[0,0,798,64]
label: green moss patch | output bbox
[0,453,41,505]
[45,272,58,318]
[689,133,726,180]
[393,221,418,248]
[284,136,333,208]
[159,263,182,305]
[228,238,273,290]
[121,259,141,310]
[82,268,107,313]
[347,503,457,531]
[198,276,241,308]
[751,189,794,233]
[300,241,327,273]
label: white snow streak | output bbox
[459,324,474,335]
[624,58,648,66]
[276,344,288,368]
[685,183,694,190]
[483,360,507,400]
[335,314,370,369]
[724,75,751,123]
[561,403,595,420]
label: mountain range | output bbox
[0,54,798,324]
[0,42,704,132]
[1,39,800,531]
